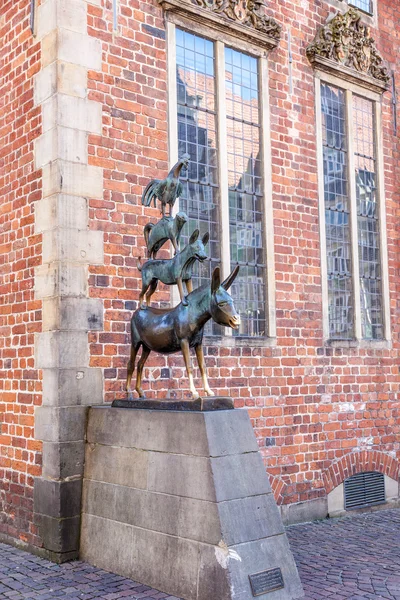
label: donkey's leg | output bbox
[135,346,151,397]
[181,339,198,399]
[145,279,158,306]
[126,342,141,399]
[195,344,213,396]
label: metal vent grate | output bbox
[344,471,385,510]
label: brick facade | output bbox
[0,0,42,548]
[1,0,400,557]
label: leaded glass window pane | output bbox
[321,83,354,339]
[353,95,383,339]
[176,29,220,334]
[348,0,372,15]
[225,48,266,337]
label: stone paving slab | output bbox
[0,509,399,599]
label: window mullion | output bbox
[166,21,179,177]
[315,78,330,340]
[215,41,231,282]
[346,89,362,340]
[166,21,181,307]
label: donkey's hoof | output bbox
[182,297,188,306]
[140,303,147,310]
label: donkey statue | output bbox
[126,265,240,399]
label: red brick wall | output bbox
[87,0,400,507]
[0,0,43,545]
[2,0,400,552]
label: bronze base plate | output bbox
[111,397,234,411]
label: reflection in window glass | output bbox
[321,84,353,339]
[175,29,220,333]
[348,0,372,15]
[353,96,382,339]
[225,48,265,337]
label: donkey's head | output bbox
[186,229,209,262]
[210,266,241,330]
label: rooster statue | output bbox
[141,154,190,217]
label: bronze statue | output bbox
[144,211,188,259]
[121,154,242,401]
[141,154,190,217]
[126,266,240,399]
[137,230,209,308]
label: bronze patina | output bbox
[125,155,241,400]
[143,211,188,258]
[137,229,209,308]
[141,154,190,217]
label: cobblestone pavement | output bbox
[287,509,400,600]
[0,509,399,599]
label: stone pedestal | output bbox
[80,406,304,600]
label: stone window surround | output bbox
[324,0,378,28]
[165,13,277,346]
[314,69,391,348]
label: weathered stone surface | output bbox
[130,526,200,600]
[211,452,272,501]
[204,409,259,456]
[85,445,148,489]
[218,494,284,545]
[148,453,216,501]
[35,195,89,234]
[80,514,133,575]
[34,478,82,519]
[197,544,232,600]
[35,263,88,299]
[35,331,90,369]
[42,367,103,406]
[42,297,103,332]
[35,514,81,554]
[281,497,328,526]
[42,441,85,479]
[81,408,303,599]
[83,479,222,544]
[86,407,210,455]
[34,126,88,168]
[42,228,104,265]
[228,536,304,600]
[42,160,104,199]
[35,406,87,441]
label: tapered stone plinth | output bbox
[80,406,304,600]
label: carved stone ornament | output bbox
[193,0,281,39]
[158,0,281,50]
[307,8,390,91]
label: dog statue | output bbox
[143,212,188,259]
[137,230,209,309]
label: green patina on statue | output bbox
[124,155,241,400]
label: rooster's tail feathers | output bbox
[141,179,160,207]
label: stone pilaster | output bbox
[33,0,104,561]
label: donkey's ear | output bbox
[189,229,199,244]
[202,232,210,246]
[222,265,240,290]
[211,267,221,294]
